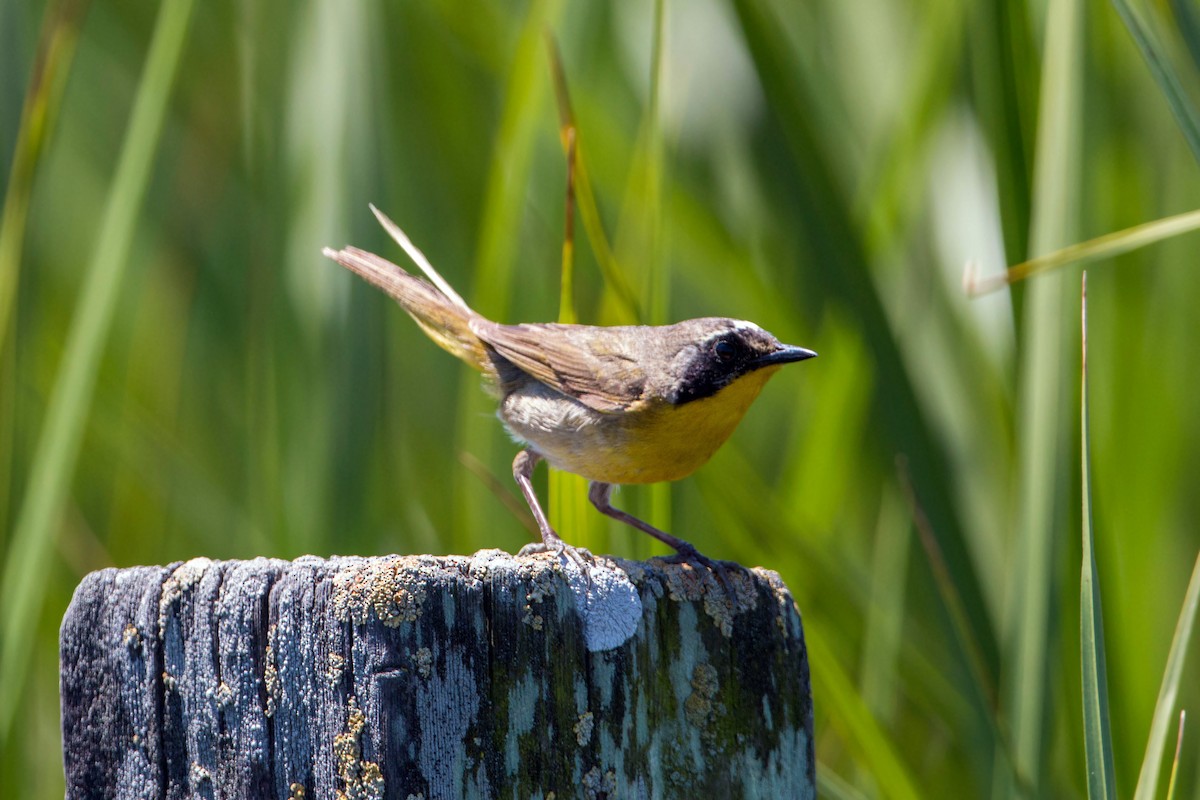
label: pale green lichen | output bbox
[510,552,560,630]
[158,557,212,637]
[334,697,384,800]
[691,662,719,697]
[413,647,433,680]
[517,554,559,601]
[574,711,594,747]
[684,662,720,731]
[214,681,233,710]
[327,652,346,686]
[581,766,616,799]
[264,624,279,718]
[376,583,426,628]
[332,558,428,627]
[656,561,753,637]
[188,762,212,791]
[121,623,141,652]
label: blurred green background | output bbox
[3,0,1200,796]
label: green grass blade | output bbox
[1002,0,1083,790]
[453,0,562,551]
[1168,0,1200,75]
[548,121,592,547]
[0,0,91,643]
[1080,274,1117,800]
[859,0,963,250]
[967,0,1038,265]
[967,207,1200,296]
[1164,711,1184,800]
[0,0,90,359]
[1112,0,1200,165]
[605,0,671,547]
[642,0,668,326]
[1132,551,1200,800]
[0,0,195,741]
[470,0,561,323]
[817,767,872,800]
[643,0,671,545]
[730,0,999,682]
[543,34,638,322]
[809,628,924,800]
[858,487,909,728]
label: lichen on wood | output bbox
[61,551,814,798]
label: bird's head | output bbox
[666,318,817,406]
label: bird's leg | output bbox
[513,449,593,571]
[513,449,555,545]
[587,482,739,604]
[587,481,705,556]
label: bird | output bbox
[323,205,817,579]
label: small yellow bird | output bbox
[324,206,816,575]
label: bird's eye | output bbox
[713,339,736,362]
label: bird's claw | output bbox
[518,539,596,584]
[659,545,742,611]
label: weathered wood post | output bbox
[61,551,814,799]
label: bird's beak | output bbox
[751,345,818,369]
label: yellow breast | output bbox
[515,366,781,485]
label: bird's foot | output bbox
[518,536,596,577]
[658,543,742,610]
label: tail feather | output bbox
[323,241,493,373]
[369,204,470,312]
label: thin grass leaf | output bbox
[1001,0,1083,788]
[644,0,672,544]
[1133,551,1200,800]
[452,0,562,551]
[899,458,1044,790]
[1168,0,1200,76]
[809,629,923,800]
[730,0,1000,686]
[0,0,90,358]
[898,457,1034,793]
[458,451,537,536]
[1080,273,1117,800]
[859,0,963,251]
[557,127,578,325]
[1112,0,1200,165]
[642,0,668,325]
[966,0,1039,264]
[544,33,640,323]
[858,487,908,726]
[1164,711,1184,800]
[0,0,195,741]
[548,116,592,543]
[469,0,561,320]
[818,766,873,800]
[966,207,1200,296]
[603,0,672,545]
[0,0,90,555]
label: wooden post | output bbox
[61,552,814,799]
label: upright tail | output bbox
[322,206,493,372]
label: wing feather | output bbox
[469,319,647,413]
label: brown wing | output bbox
[469,319,647,413]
